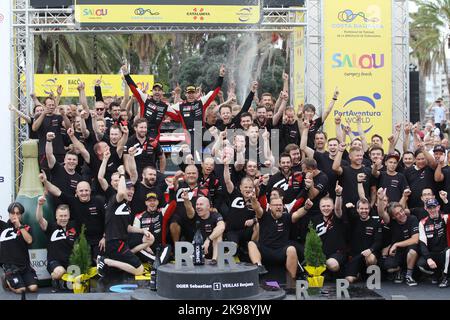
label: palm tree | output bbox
[411,0,450,113]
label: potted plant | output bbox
[62,225,97,293]
[304,222,326,288]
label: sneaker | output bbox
[431,273,440,285]
[208,259,217,266]
[393,271,404,284]
[97,256,106,278]
[418,265,434,275]
[438,278,449,288]
[256,264,268,275]
[405,275,417,286]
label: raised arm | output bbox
[67,127,90,163]
[8,104,31,124]
[223,156,234,194]
[292,199,313,223]
[403,122,411,153]
[79,111,91,140]
[335,182,343,218]
[322,87,339,122]
[332,142,346,176]
[116,124,129,158]
[299,121,314,159]
[36,195,48,231]
[45,132,57,170]
[335,115,345,143]
[98,150,111,192]
[376,188,390,224]
[77,82,90,113]
[32,109,47,132]
[39,171,62,197]
[388,123,402,154]
[272,91,288,127]
[357,173,368,201]
[120,77,130,112]
[181,190,195,220]
[251,191,264,219]
[355,115,369,152]
[116,165,128,203]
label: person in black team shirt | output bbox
[434,150,450,193]
[182,192,225,263]
[248,197,305,281]
[122,64,172,140]
[344,198,383,284]
[333,145,372,206]
[223,157,259,253]
[279,108,301,155]
[169,165,210,243]
[130,192,171,265]
[126,118,166,176]
[97,166,154,277]
[40,172,106,263]
[32,96,71,166]
[308,187,347,275]
[376,153,409,203]
[417,198,450,288]
[377,190,419,286]
[405,149,437,209]
[36,198,77,292]
[45,132,82,197]
[0,202,37,294]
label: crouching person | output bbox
[97,166,154,277]
[377,189,419,286]
[182,191,225,264]
[36,197,77,292]
[1,202,38,294]
[248,195,305,283]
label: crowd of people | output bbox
[3,63,450,295]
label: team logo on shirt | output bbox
[50,229,67,242]
[0,228,17,242]
[316,222,327,237]
[273,179,289,191]
[115,203,130,216]
[176,188,194,202]
[231,197,245,209]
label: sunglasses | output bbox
[96,108,105,111]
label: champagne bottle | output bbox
[192,221,204,265]
[149,248,161,291]
[17,140,54,286]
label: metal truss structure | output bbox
[392,0,410,132]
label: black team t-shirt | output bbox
[37,114,66,156]
[258,210,291,249]
[341,165,372,205]
[223,189,256,232]
[314,151,348,199]
[347,208,383,256]
[377,171,409,203]
[405,166,436,208]
[59,192,105,244]
[311,214,346,257]
[196,212,223,239]
[50,162,82,196]
[105,192,132,241]
[45,221,78,264]
[0,221,31,267]
[389,215,419,244]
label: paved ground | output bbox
[0,279,448,300]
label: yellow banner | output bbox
[75,4,261,24]
[34,74,154,97]
[323,1,392,147]
[292,9,305,111]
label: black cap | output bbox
[433,145,446,153]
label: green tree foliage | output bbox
[304,222,326,267]
[69,225,91,275]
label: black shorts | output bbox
[381,244,418,271]
[326,252,347,269]
[170,213,195,242]
[47,260,68,274]
[106,240,142,269]
[256,242,298,265]
[225,228,253,246]
[128,233,145,249]
[3,265,38,290]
